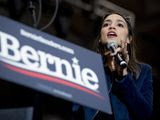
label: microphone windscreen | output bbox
[107,41,118,52]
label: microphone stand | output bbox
[28,2,43,120]
[28,0,37,28]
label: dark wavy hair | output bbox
[94,11,141,79]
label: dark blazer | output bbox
[73,63,153,120]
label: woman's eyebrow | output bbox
[103,19,126,24]
[117,19,126,24]
[103,19,111,23]
[103,19,127,27]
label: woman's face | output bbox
[100,14,130,48]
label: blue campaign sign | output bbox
[0,16,112,114]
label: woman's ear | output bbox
[127,36,132,44]
[99,39,101,43]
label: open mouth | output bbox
[107,31,117,37]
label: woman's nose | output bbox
[108,25,116,30]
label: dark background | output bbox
[0,0,160,120]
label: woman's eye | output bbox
[103,23,109,27]
[117,23,124,27]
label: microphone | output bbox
[107,41,127,68]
